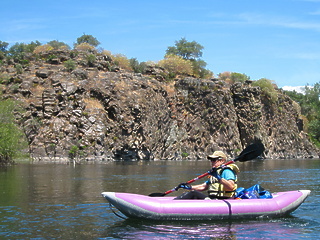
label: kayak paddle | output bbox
[148,142,265,197]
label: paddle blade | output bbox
[235,142,265,162]
[148,192,166,197]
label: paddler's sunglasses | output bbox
[208,157,222,162]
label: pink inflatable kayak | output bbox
[101,190,310,220]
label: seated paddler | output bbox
[175,151,239,199]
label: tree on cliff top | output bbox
[0,41,9,60]
[75,34,100,47]
[165,38,212,79]
[7,41,41,63]
[0,41,9,52]
[47,40,70,50]
[166,37,204,60]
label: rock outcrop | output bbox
[1,49,318,162]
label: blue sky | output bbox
[1,0,320,89]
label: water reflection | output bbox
[0,159,319,239]
[101,217,315,240]
[0,203,112,239]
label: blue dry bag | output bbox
[235,184,273,199]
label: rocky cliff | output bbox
[1,49,318,162]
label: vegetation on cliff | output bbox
[0,34,319,164]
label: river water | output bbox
[0,158,319,239]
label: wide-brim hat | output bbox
[207,151,226,160]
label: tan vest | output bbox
[208,164,239,198]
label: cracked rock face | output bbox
[1,50,318,162]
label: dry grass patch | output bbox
[163,82,176,97]
[31,85,45,97]
[84,98,104,110]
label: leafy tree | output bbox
[231,72,250,83]
[0,99,28,165]
[0,41,9,59]
[24,41,41,53]
[0,41,9,52]
[191,59,213,79]
[8,41,41,63]
[130,58,147,73]
[8,43,27,62]
[284,90,304,105]
[9,41,41,55]
[166,37,203,60]
[76,34,100,47]
[308,119,320,144]
[284,82,320,146]
[303,84,320,121]
[47,40,70,50]
[165,38,212,79]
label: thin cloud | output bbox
[238,12,320,31]
[4,18,47,32]
[279,20,320,31]
[290,53,320,60]
[282,86,306,93]
[171,12,320,32]
[309,10,320,15]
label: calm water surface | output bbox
[0,159,319,239]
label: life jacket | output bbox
[207,163,240,199]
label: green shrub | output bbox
[46,54,57,62]
[0,52,5,60]
[47,40,70,50]
[33,44,54,54]
[219,72,250,84]
[112,54,133,71]
[69,145,79,159]
[130,58,147,73]
[252,78,278,103]
[63,59,77,72]
[0,73,10,84]
[15,64,23,74]
[158,54,193,77]
[181,152,189,158]
[86,54,96,67]
[74,43,96,52]
[231,72,250,83]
